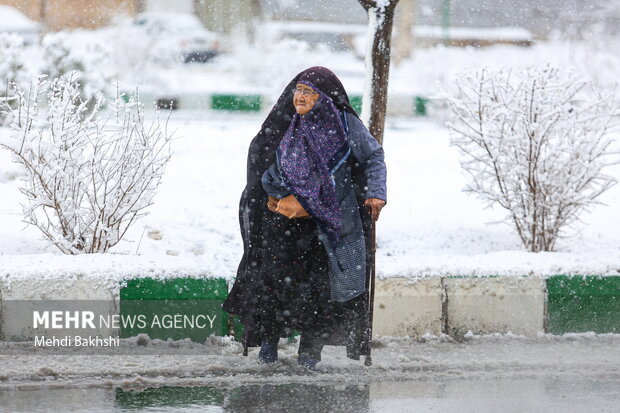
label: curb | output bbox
[547,275,620,334]
[373,277,546,338]
[120,277,229,342]
[129,91,430,116]
[0,278,118,341]
[1,275,618,342]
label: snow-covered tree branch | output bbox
[448,66,618,252]
[0,74,173,254]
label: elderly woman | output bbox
[223,66,387,370]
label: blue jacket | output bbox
[261,111,387,302]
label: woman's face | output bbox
[293,83,320,115]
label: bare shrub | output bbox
[449,66,618,252]
[0,74,173,254]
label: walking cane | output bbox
[365,220,376,367]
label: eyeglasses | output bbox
[293,87,319,97]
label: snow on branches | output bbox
[0,74,173,254]
[448,66,618,252]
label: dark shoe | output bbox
[297,354,319,370]
[258,340,278,364]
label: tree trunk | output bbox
[358,0,400,145]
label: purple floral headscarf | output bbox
[277,81,349,247]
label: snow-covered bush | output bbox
[448,66,618,252]
[0,75,173,254]
[42,32,114,102]
[0,33,26,125]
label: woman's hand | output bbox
[275,194,310,219]
[364,198,386,221]
[267,196,279,212]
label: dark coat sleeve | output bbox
[345,113,387,203]
[261,162,291,199]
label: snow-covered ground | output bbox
[0,333,619,412]
[2,111,619,281]
[3,333,620,387]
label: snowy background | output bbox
[1,4,620,280]
[1,2,620,410]
[0,26,620,278]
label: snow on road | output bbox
[0,333,619,390]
